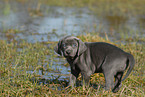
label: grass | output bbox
[3,1,11,15]
[0,0,145,96]
[2,0,144,17]
[15,0,145,17]
[0,33,145,96]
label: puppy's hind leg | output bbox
[102,58,116,91]
[112,72,123,93]
[103,71,115,91]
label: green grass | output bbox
[0,0,145,96]
[0,33,145,96]
[0,0,140,17]
[3,1,11,15]
[15,0,145,17]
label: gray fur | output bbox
[54,36,135,93]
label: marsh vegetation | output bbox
[0,0,145,96]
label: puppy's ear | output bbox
[76,38,87,56]
[54,39,63,56]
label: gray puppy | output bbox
[54,36,135,92]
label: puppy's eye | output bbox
[62,44,66,47]
[72,43,77,47]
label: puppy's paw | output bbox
[112,83,122,93]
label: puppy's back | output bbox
[85,42,126,58]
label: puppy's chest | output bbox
[77,54,96,73]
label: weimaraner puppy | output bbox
[54,36,135,92]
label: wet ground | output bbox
[0,1,145,82]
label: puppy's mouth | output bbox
[64,54,75,59]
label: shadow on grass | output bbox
[29,76,103,91]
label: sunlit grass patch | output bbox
[0,33,145,96]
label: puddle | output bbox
[25,54,70,82]
[0,1,145,83]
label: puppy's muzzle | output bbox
[66,50,71,55]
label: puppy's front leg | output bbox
[81,72,91,87]
[69,68,80,87]
[69,74,77,87]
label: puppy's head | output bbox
[54,36,87,59]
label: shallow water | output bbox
[1,1,145,42]
[0,1,145,82]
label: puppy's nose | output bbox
[66,50,71,54]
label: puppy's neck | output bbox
[67,55,78,65]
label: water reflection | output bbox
[0,1,145,43]
[0,1,145,81]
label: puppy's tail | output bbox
[122,53,135,81]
